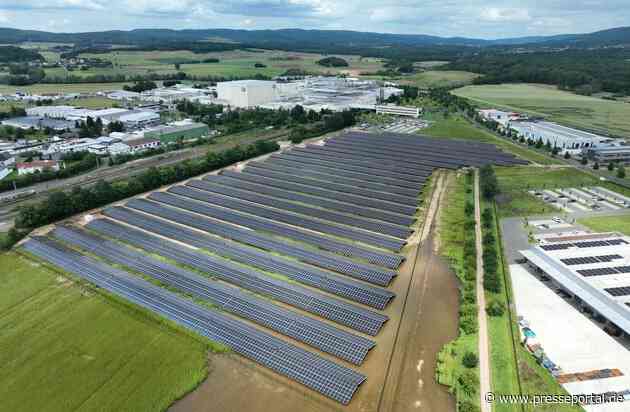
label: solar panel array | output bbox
[23,130,525,404]
[541,239,629,251]
[561,255,623,265]
[578,266,630,277]
[89,213,394,311]
[22,237,366,404]
[51,225,375,365]
[605,286,630,297]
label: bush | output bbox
[458,400,480,412]
[460,314,478,335]
[458,369,479,396]
[617,166,626,179]
[462,352,479,368]
[486,300,505,317]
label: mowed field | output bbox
[0,252,210,412]
[452,83,630,138]
[0,82,131,95]
[578,215,630,235]
[43,49,386,80]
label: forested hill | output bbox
[0,46,43,63]
[1,26,629,51]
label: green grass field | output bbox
[0,251,210,412]
[364,70,479,88]
[453,83,630,138]
[578,215,630,235]
[494,166,598,217]
[41,49,386,81]
[422,114,560,165]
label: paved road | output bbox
[475,170,492,412]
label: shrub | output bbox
[458,400,480,412]
[460,314,478,335]
[486,300,505,317]
[462,352,479,368]
[458,370,479,396]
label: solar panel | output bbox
[561,255,624,265]
[167,185,407,251]
[604,286,630,297]
[144,193,405,266]
[52,225,376,365]
[103,205,399,286]
[242,165,420,207]
[540,244,571,251]
[22,237,366,404]
[204,174,415,227]
[220,170,418,217]
[185,179,412,239]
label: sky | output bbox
[0,0,628,39]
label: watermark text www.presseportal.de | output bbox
[485,392,625,406]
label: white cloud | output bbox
[480,7,531,22]
[0,11,10,23]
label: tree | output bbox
[618,165,627,179]
[486,300,505,317]
[580,157,588,165]
[462,352,479,368]
[593,162,600,170]
[608,162,615,171]
[458,370,479,396]
[564,151,571,159]
[174,63,181,70]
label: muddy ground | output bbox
[170,173,460,412]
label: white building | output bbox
[16,160,60,175]
[126,138,161,154]
[375,104,420,118]
[478,109,524,127]
[510,121,610,150]
[216,80,278,108]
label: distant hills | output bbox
[0,26,629,50]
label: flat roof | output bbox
[520,235,630,335]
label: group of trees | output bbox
[76,116,103,138]
[447,48,630,95]
[14,139,279,232]
[316,56,349,67]
[289,110,357,144]
[0,151,98,193]
[123,80,158,93]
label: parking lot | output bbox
[529,186,630,214]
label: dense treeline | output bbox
[14,139,279,231]
[446,49,630,95]
[317,57,348,67]
[0,46,43,63]
[289,110,357,143]
[479,166,503,299]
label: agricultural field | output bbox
[363,70,479,89]
[0,82,130,95]
[578,215,630,236]
[453,83,630,138]
[0,251,210,412]
[42,49,386,80]
[422,114,560,165]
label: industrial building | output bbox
[520,232,630,338]
[1,116,74,130]
[25,106,159,129]
[144,122,209,144]
[216,80,278,108]
[375,104,420,118]
[16,160,60,175]
[586,144,630,164]
[510,121,610,149]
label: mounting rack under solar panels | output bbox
[561,254,624,265]
[52,226,375,365]
[242,166,420,208]
[220,170,417,218]
[167,185,406,251]
[273,153,427,186]
[91,215,390,335]
[605,286,630,297]
[104,206,397,285]
[89,215,394,309]
[22,238,365,404]
[324,139,514,167]
[147,193,405,265]
[186,179,412,240]
[256,158,421,197]
[204,175,415,227]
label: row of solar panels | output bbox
[540,238,629,251]
[143,193,404,268]
[329,133,526,166]
[577,266,630,277]
[23,237,365,405]
[51,226,376,365]
[186,179,412,239]
[561,254,623,266]
[605,286,630,297]
[95,210,394,311]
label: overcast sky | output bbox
[0,0,628,39]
